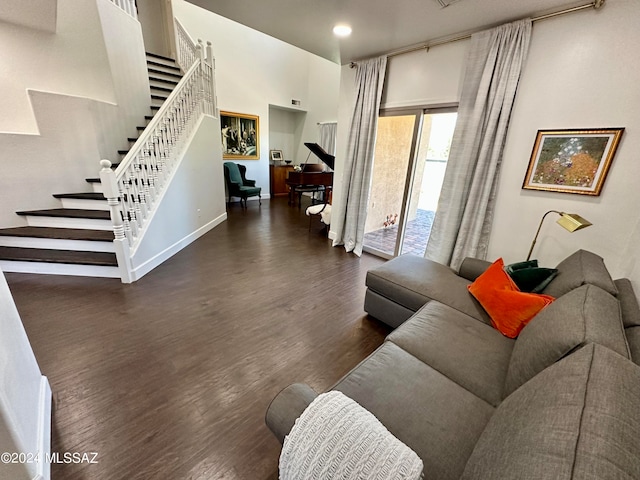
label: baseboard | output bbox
[130,213,227,281]
[34,376,51,480]
[228,195,265,203]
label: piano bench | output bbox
[291,185,327,207]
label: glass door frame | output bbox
[363,104,457,259]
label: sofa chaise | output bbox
[265,250,640,479]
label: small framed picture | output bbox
[522,128,624,196]
[270,150,283,162]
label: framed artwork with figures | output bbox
[221,111,260,160]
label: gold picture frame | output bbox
[522,128,624,196]
[221,111,260,160]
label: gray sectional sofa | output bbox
[266,250,640,479]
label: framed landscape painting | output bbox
[522,128,624,196]
[221,111,260,160]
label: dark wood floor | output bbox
[6,196,390,480]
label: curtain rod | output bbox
[349,0,605,68]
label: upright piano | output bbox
[286,142,334,205]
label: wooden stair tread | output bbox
[0,246,117,266]
[53,193,105,200]
[16,208,111,220]
[146,59,180,72]
[0,226,113,241]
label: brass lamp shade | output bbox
[555,213,592,233]
[526,210,593,261]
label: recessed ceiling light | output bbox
[333,24,352,37]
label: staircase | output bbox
[0,53,182,279]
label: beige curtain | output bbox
[319,122,337,156]
[425,19,532,269]
[331,56,387,256]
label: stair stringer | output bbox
[124,114,227,282]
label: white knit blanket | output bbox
[279,391,424,480]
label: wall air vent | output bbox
[436,0,463,7]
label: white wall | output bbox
[331,1,640,295]
[488,0,640,292]
[129,115,227,280]
[269,106,307,163]
[0,0,113,134]
[137,0,173,57]
[0,268,51,480]
[0,0,150,229]
[172,0,340,195]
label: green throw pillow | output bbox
[505,260,558,293]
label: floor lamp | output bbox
[526,210,592,261]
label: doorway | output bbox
[363,108,457,258]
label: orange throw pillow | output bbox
[468,258,555,338]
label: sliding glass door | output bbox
[363,108,457,258]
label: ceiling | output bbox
[185,0,591,64]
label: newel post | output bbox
[100,160,133,284]
[195,42,205,107]
[205,41,218,116]
[197,39,205,62]
[206,41,213,67]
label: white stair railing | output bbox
[175,18,198,71]
[174,19,217,111]
[99,30,217,283]
[109,0,137,19]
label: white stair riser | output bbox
[151,91,170,100]
[147,71,181,83]
[91,183,104,194]
[0,237,114,253]
[146,56,177,68]
[0,260,120,278]
[151,98,165,107]
[59,198,109,211]
[24,216,112,230]
[147,63,180,75]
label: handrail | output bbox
[99,33,218,282]
[109,0,137,19]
